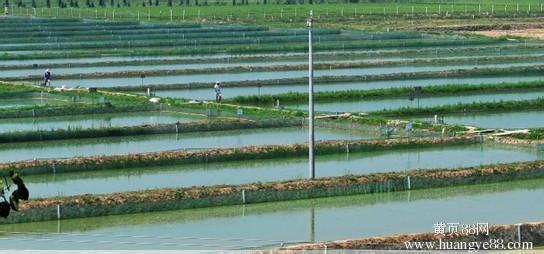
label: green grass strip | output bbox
[227,80,544,105]
[372,97,544,117]
[0,118,302,143]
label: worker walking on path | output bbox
[214,81,222,103]
[43,69,51,86]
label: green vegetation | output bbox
[0,83,40,99]
[0,36,500,62]
[511,129,544,140]
[2,48,544,70]
[0,0,543,238]
[373,97,544,117]
[227,80,544,105]
[7,1,544,31]
[0,118,301,143]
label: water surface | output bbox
[1,179,542,249]
[0,111,204,133]
[0,127,369,162]
[154,76,544,100]
[25,144,543,198]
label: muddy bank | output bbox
[491,136,542,147]
[0,136,477,176]
[420,22,544,32]
[4,156,544,224]
[284,221,544,250]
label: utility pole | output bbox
[307,10,315,179]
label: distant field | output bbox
[7,1,544,30]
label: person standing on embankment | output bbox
[43,69,51,86]
[214,81,222,103]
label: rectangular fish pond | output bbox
[417,110,544,129]
[24,143,544,198]
[151,75,544,101]
[0,111,205,133]
[0,178,542,250]
[55,61,542,88]
[286,90,544,113]
[0,97,73,109]
[0,61,304,78]
[0,127,372,163]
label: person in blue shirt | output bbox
[43,69,51,86]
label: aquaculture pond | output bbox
[0,111,205,133]
[0,127,370,163]
[55,61,543,88]
[287,91,544,113]
[153,75,544,101]
[0,97,71,109]
[25,143,544,198]
[5,54,544,78]
[2,46,543,68]
[0,61,305,78]
[0,55,233,66]
[1,179,542,249]
[430,111,544,129]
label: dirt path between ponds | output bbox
[474,29,544,39]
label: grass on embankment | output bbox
[0,118,302,143]
[226,80,544,105]
[371,97,544,117]
[512,129,544,140]
[0,35,501,61]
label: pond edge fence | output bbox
[4,157,544,224]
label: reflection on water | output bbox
[436,111,544,129]
[23,143,544,198]
[0,111,204,133]
[288,91,544,113]
[0,178,542,250]
[0,127,371,163]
